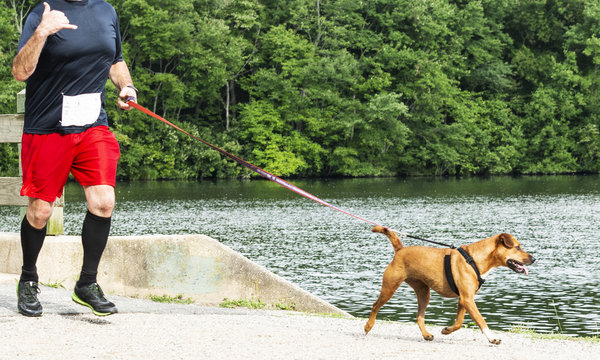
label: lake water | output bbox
[1,175,599,337]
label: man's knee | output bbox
[94,196,115,216]
[26,199,54,229]
[85,185,115,217]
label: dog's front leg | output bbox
[442,303,466,335]
[461,297,502,345]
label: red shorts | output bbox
[21,126,120,202]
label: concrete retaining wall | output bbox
[0,232,348,315]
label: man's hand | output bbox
[110,61,136,110]
[36,2,78,37]
[117,86,137,111]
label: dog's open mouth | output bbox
[507,259,529,275]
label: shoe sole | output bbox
[17,308,43,317]
[71,293,116,317]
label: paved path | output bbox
[1,273,598,359]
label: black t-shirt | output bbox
[18,0,123,134]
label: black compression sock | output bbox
[77,211,111,287]
[20,216,47,283]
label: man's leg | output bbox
[77,184,115,287]
[18,198,53,317]
[72,184,118,316]
[19,131,77,317]
[20,198,53,281]
[70,126,120,316]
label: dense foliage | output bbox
[1,0,599,179]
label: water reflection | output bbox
[0,175,599,336]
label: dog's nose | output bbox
[529,255,536,264]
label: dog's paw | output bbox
[483,328,501,345]
[441,327,453,335]
[423,334,434,341]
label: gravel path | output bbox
[1,274,598,360]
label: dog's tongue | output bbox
[521,265,529,276]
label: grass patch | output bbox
[551,299,564,333]
[220,298,266,309]
[40,280,65,289]
[311,312,348,319]
[461,321,478,329]
[275,301,297,311]
[149,294,194,304]
[509,324,600,343]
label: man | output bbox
[12,0,137,317]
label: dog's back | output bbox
[372,225,455,294]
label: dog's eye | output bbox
[516,246,522,251]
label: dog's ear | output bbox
[498,233,515,248]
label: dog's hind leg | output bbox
[442,303,466,335]
[406,279,434,341]
[364,266,405,334]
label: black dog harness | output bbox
[444,247,485,296]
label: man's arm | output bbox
[12,2,77,82]
[109,60,136,111]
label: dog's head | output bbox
[495,234,535,275]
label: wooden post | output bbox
[16,89,64,235]
[16,88,25,113]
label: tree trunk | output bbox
[225,80,230,131]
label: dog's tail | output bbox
[372,226,403,252]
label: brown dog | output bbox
[364,226,535,345]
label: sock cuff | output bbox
[21,216,47,234]
[20,268,39,282]
[85,210,112,223]
[76,270,98,288]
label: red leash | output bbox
[126,99,454,247]
[127,100,380,225]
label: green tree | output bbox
[2,0,600,179]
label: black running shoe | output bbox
[17,281,43,317]
[72,283,118,316]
